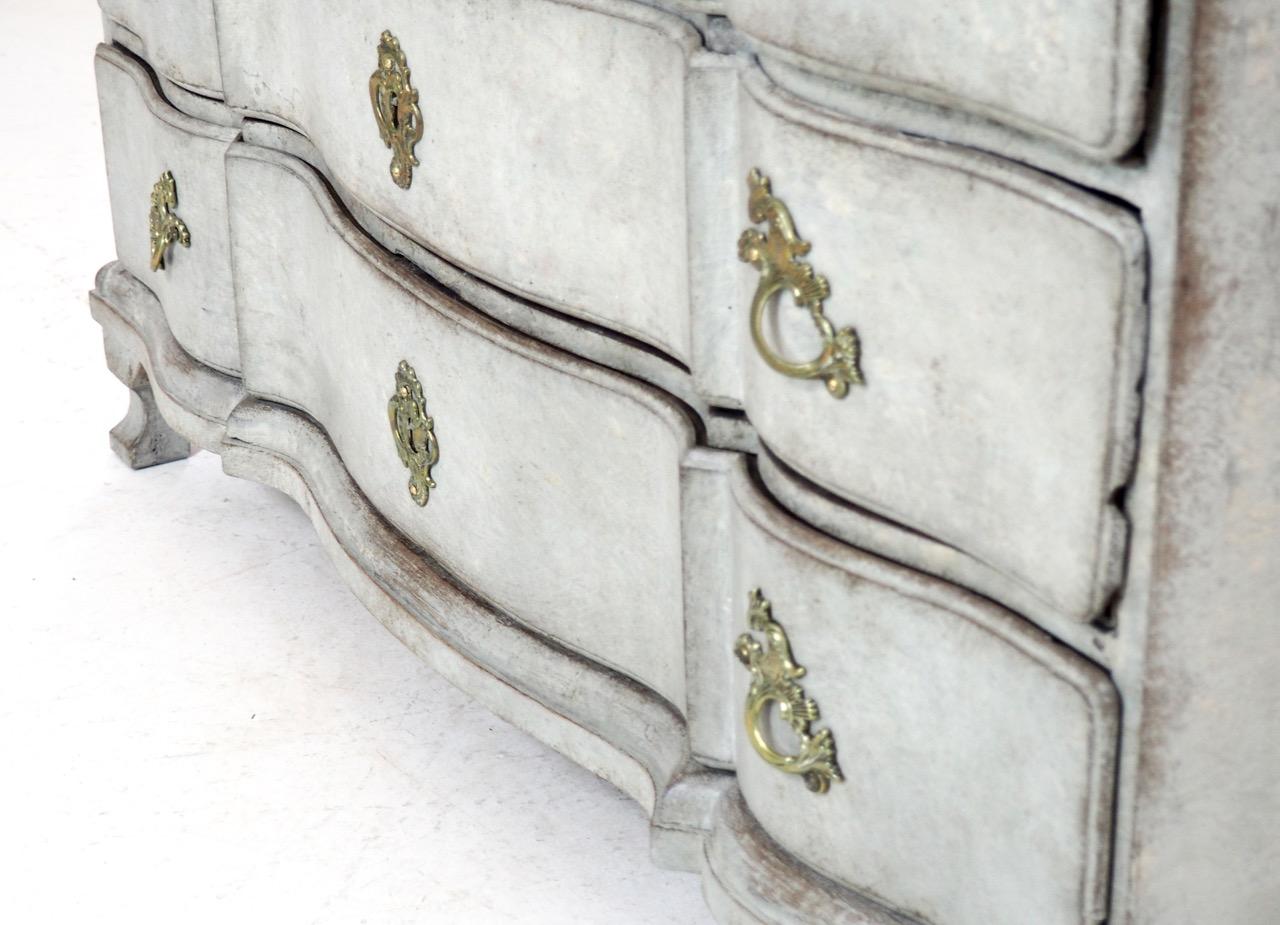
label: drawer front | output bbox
[100,0,223,96]
[725,0,1149,158]
[215,0,699,363]
[226,143,693,710]
[737,74,1146,623]
[726,468,1118,925]
[96,45,241,374]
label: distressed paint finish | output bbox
[725,462,1118,925]
[100,0,223,96]
[725,0,1150,158]
[95,45,241,374]
[225,143,693,713]
[106,362,191,469]
[90,259,717,868]
[214,0,699,363]
[92,4,1280,924]
[1128,1,1280,921]
[737,70,1147,627]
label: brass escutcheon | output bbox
[734,588,843,793]
[369,30,424,189]
[388,360,439,506]
[148,170,190,272]
[738,169,864,398]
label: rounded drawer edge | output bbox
[723,463,1119,925]
[95,43,241,374]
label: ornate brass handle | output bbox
[388,360,439,506]
[369,29,424,190]
[148,170,190,271]
[734,589,843,793]
[738,169,864,398]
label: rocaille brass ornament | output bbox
[734,588,843,793]
[369,29,424,190]
[738,168,864,398]
[148,170,190,272]
[388,360,439,506]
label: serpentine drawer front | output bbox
[725,0,1150,158]
[225,144,692,709]
[213,0,699,362]
[100,0,222,97]
[92,4,1280,925]
[722,467,1118,925]
[95,44,240,374]
[738,72,1147,625]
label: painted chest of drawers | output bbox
[91,1,1280,922]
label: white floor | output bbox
[0,6,712,923]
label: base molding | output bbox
[91,260,893,924]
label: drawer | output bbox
[225,142,693,710]
[725,0,1150,158]
[99,0,223,97]
[215,0,700,364]
[724,466,1118,925]
[95,44,241,374]
[736,74,1147,623]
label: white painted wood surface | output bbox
[214,0,699,363]
[226,144,694,712]
[87,3,1280,923]
[680,448,740,768]
[753,449,1117,664]
[725,460,1118,925]
[726,0,1150,158]
[99,0,223,95]
[95,45,241,374]
[737,71,1147,625]
[79,276,713,925]
[686,51,748,407]
[701,791,915,925]
[1117,2,1280,920]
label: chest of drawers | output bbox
[91,2,1280,922]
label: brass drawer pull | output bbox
[369,29,424,190]
[148,170,190,271]
[734,588,843,793]
[388,360,439,506]
[738,169,864,398]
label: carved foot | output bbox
[109,367,191,470]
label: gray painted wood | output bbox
[105,362,191,469]
[229,118,756,456]
[687,51,748,407]
[1118,1,1280,920]
[725,0,1150,158]
[702,790,919,925]
[754,448,1117,666]
[91,257,732,866]
[90,262,245,453]
[737,69,1147,625]
[680,448,740,768]
[214,0,700,363]
[225,142,695,712]
[95,45,240,374]
[724,458,1118,925]
[91,4,1280,923]
[100,0,223,96]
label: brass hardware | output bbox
[369,29,424,190]
[738,169,863,398]
[734,589,843,793]
[388,360,439,506]
[148,171,190,272]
